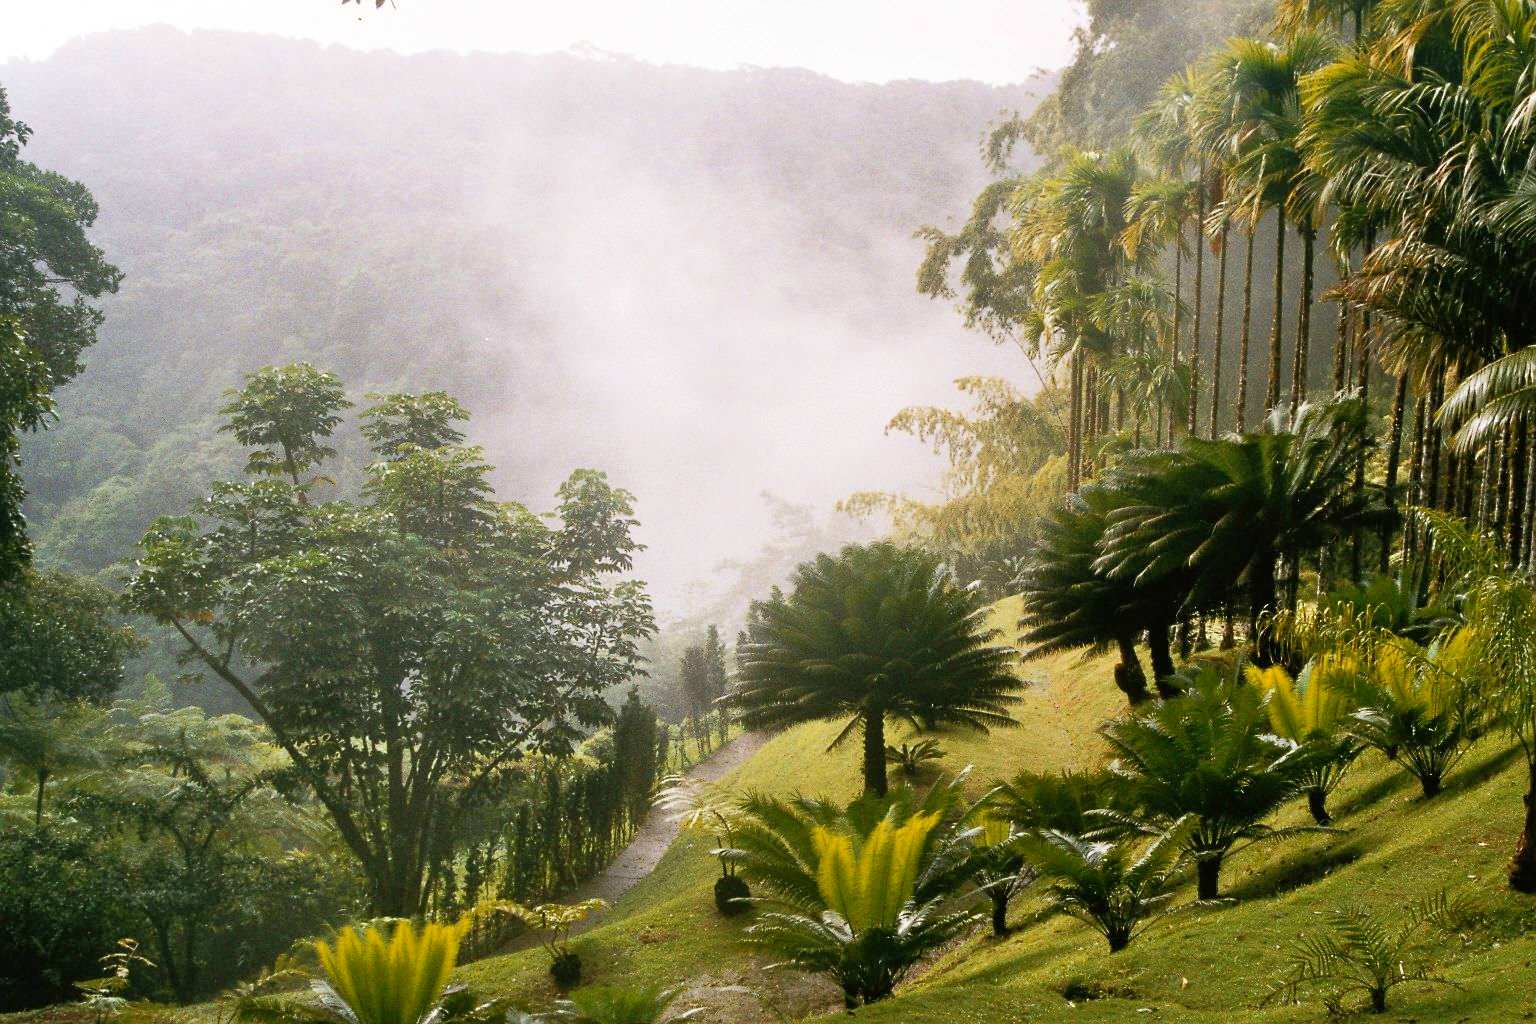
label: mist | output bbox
[7,28,1048,620]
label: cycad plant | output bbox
[734,543,1019,796]
[654,775,749,916]
[1018,483,1186,705]
[500,900,607,990]
[1247,655,1364,824]
[725,780,978,1008]
[1098,397,1378,665]
[312,921,465,1024]
[1346,633,1483,798]
[1021,821,1193,952]
[1098,666,1328,899]
[961,808,1031,937]
[1265,893,1461,1014]
[884,739,946,780]
[551,985,702,1024]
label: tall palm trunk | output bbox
[1189,169,1208,434]
[1170,239,1183,444]
[1289,225,1315,415]
[1266,213,1287,412]
[1381,373,1408,573]
[1236,227,1256,432]
[1333,266,1351,392]
[1069,350,1083,491]
[1209,221,1230,438]
[1510,423,1529,566]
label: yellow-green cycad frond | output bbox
[1372,638,1421,707]
[812,811,941,932]
[976,812,1013,849]
[1423,627,1480,717]
[1251,655,1358,741]
[315,920,465,1024]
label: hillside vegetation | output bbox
[452,597,1536,1022]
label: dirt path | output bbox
[511,731,768,946]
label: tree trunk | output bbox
[1290,226,1315,415]
[1509,754,1536,893]
[1114,633,1153,707]
[1306,787,1331,826]
[1209,221,1229,439]
[1196,854,1223,900]
[862,709,888,797]
[1251,549,1280,666]
[1171,239,1183,444]
[1069,350,1083,492]
[1236,227,1256,432]
[1333,266,1351,392]
[1266,215,1287,413]
[1381,374,1408,573]
[990,888,1011,937]
[1189,172,1207,436]
[1509,422,1528,566]
[1147,616,1180,698]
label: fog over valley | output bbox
[8,27,1047,618]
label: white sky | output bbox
[3,0,1082,84]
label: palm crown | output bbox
[733,543,1019,796]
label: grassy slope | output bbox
[461,595,1536,1021]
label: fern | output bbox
[1264,893,1462,1014]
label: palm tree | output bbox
[733,543,1019,797]
[1205,34,1336,414]
[1015,148,1150,485]
[1098,397,1378,665]
[1098,666,1329,899]
[1017,484,1188,706]
[1136,70,1207,435]
[725,781,978,1007]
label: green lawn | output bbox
[458,595,1536,1022]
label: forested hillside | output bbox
[4,29,1046,611]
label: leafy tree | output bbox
[677,646,711,721]
[1098,667,1327,899]
[612,687,659,826]
[72,705,306,1003]
[127,368,655,915]
[1098,397,1378,664]
[218,363,351,490]
[1018,483,1186,706]
[0,569,139,703]
[0,88,122,581]
[733,543,1018,796]
[0,694,107,825]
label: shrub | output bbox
[499,900,606,991]
[1098,666,1330,898]
[727,779,979,1007]
[313,920,465,1024]
[1022,822,1192,952]
[551,984,701,1024]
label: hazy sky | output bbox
[5,0,1082,84]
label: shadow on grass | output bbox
[1440,742,1524,799]
[1225,839,1367,901]
[1331,765,1412,818]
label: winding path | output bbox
[511,731,768,946]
